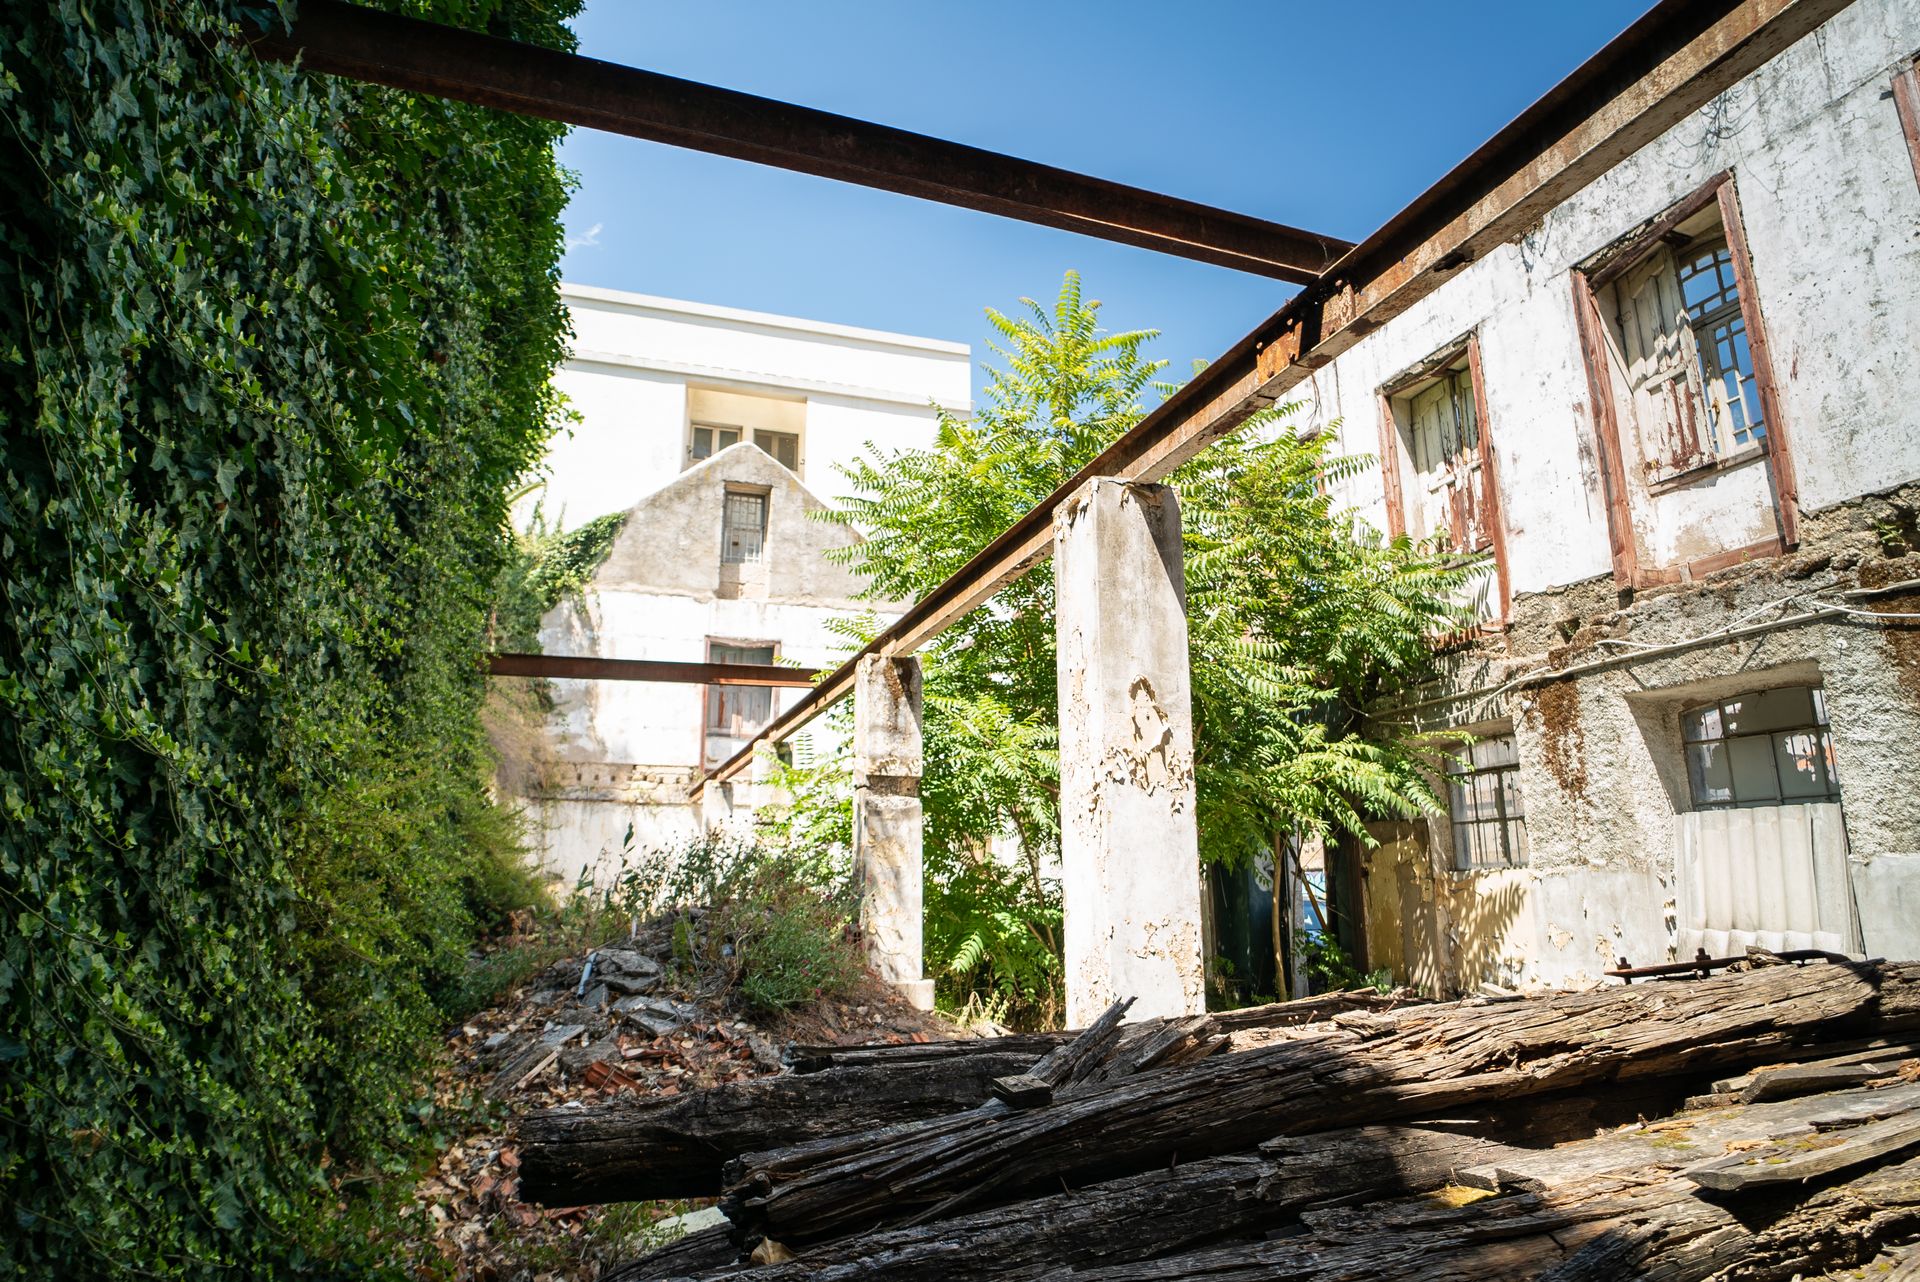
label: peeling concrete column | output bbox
[1054,478,1204,1025]
[853,654,935,1011]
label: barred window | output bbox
[1446,734,1528,870]
[721,490,767,565]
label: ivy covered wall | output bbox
[0,1,578,1274]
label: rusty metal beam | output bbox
[696,0,1852,794]
[486,653,819,687]
[246,1,1350,283]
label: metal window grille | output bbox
[1446,734,1528,870]
[1676,240,1765,452]
[721,491,766,564]
[1682,686,1840,809]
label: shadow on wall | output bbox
[1357,820,1530,997]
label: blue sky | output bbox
[557,1,1651,402]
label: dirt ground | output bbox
[402,915,958,1281]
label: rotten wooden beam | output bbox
[721,961,1920,1246]
[697,0,1856,788]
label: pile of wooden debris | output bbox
[512,957,1920,1280]
[409,917,951,1280]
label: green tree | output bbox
[820,274,1474,1021]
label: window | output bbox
[705,642,775,740]
[1445,734,1527,870]
[752,429,799,472]
[690,422,741,462]
[1682,686,1840,809]
[1613,232,1764,481]
[704,641,775,766]
[720,490,767,565]
[1894,55,1920,191]
[1379,341,1509,622]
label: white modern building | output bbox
[511,285,970,887]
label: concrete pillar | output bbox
[699,778,735,834]
[1054,478,1204,1025]
[853,654,935,1010]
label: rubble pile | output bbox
[409,913,951,1280]
[520,956,1920,1281]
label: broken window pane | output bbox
[1682,686,1840,809]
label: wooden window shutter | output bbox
[1616,248,1713,478]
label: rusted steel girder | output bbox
[486,653,818,687]
[695,0,1852,793]
[245,1,1350,283]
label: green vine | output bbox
[0,1,578,1275]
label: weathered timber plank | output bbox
[515,1052,1038,1204]
[1461,1081,1920,1193]
[1686,1112,1920,1191]
[609,1125,1526,1282]
[722,961,1920,1244]
[1064,1154,1920,1282]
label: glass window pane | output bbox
[1774,730,1834,799]
[1687,742,1733,806]
[691,426,713,458]
[1812,688,1829,725]
[1472,734,1517,769]
[1722,687,1813,736]
[1682,705,1720,742]
[1820,729,1840,789]
[1727,735,1781,803]
[719,427,740,449]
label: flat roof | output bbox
[561,281,972,357]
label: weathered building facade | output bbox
[509,288,968,886]
[1286,0,1920,992]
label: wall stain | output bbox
[1534,678,1589,798]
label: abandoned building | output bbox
[510,286,969,885]
[1281,0,1920,995]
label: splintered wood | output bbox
[570,960,1920,1281]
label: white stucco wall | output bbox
[526,285,970,531]
[1291,0,1920,593]
[1283,0,1920,992]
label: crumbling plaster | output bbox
[518,445,910,886]
[1301,0,1920,993]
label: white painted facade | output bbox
[524,284,971,532]
[1275,0,1920,992]
[509,289,969,887]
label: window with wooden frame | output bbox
[1895,53,1920,191]
[703,639,776,768]
[720,487,768,565]
[1377,336,1510,622]
[1571,172,1798,589]
[1607,221,1765,482]
[1444,733,1528,870]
